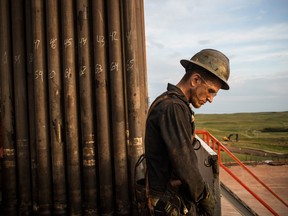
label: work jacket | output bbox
[145,83,205,203]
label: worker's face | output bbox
[191,76,221,108]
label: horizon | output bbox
[196,110,288,115]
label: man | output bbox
[145,49,230,215]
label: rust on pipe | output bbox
[61,0,82,214]
[0,1,18,215]
[46,0,67,214]
[91,1,114,215]
[31,0,52,214]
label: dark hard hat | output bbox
[180,49,230,90]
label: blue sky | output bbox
[144,0,288,114]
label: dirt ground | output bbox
[220,164,288,216]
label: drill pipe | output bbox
[91,1,114,215]
[11,0,32,214]
[135,0,149,141]
[61,0,82,214]
[25,0,38,212]
[31,0,53,214]
[107,0,130,214]
[0,1,18,215]
[122,0,145,209]
[46,0,67,214]
[76,0,98,214]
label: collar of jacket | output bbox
[167,83,191,108]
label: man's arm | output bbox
[159,102,205,201]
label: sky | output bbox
[143,0,288,114]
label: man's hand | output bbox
[198,184,216,216]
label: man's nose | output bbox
[207,95,214,103]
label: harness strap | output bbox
[142,90,197,215]
[145,93,172,215]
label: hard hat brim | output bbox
[180,59,230,90]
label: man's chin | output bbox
[191,103,201,109]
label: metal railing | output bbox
[196,130,288,216]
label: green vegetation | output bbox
[220,152,284,163]
[196,111,288,155]
[261,127,288,132]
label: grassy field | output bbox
[195,111,288,156]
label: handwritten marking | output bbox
[126,31,132,43]
[14,55,21,64]
[127,59,135,71]
[110,62,118,72]
[50,38,57,49]
[35,70,43,82]
[79,37,87,47]
[49,70,56,79]
[64,38,73,48]
[96,35,105,47]
[34,40,40,49]
[110,31,118,41]
[65,68,72,79]
[95,64,103,74]
[80,65,86,76]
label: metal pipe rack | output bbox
[0,0,148,215]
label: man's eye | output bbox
[208,89,217,96]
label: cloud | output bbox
[144,0,288,113]
[198,72,288,113]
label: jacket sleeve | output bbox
[159,102,205,202]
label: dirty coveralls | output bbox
[145,83,208,215]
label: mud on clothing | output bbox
[145,83,206,203]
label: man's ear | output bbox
[191,73,200,87]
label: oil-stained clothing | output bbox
[145,83,206,203]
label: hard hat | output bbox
[180,49,230,90]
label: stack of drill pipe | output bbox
[76,0,98,215]
[0,1,18,215]
[91,1,114,215]
[46,0,67,214]
[0,0,148,215]
[11,0,32,214]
